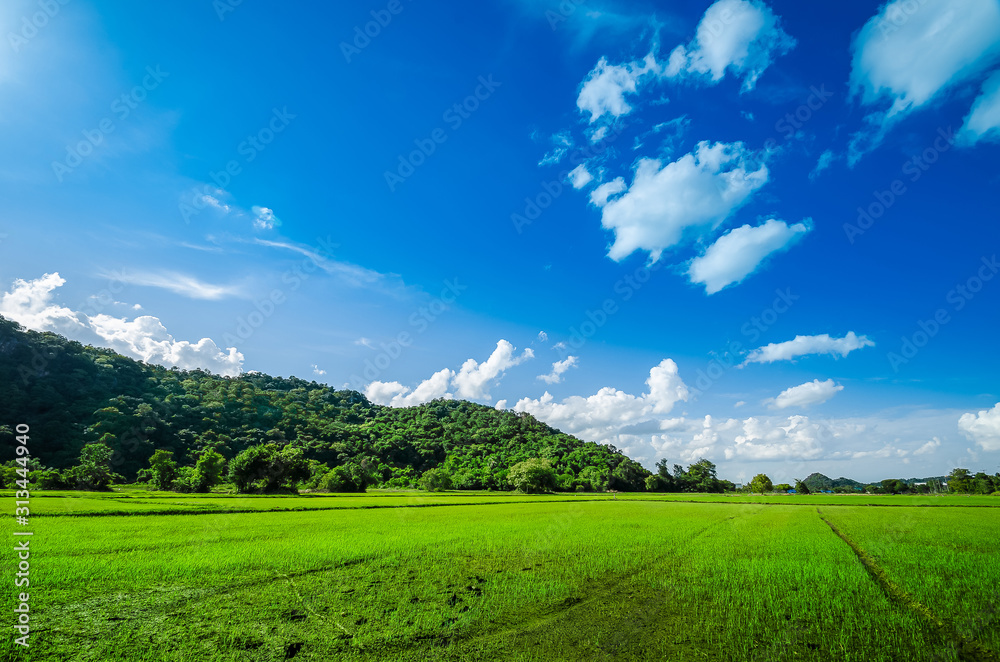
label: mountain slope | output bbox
[0,315,647,490]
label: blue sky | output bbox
[2,0,999,482]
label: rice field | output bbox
[3,491,998,661]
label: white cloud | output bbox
[539,131,573,166]
[112,271,245,300]
[687,218,810,294]
[589,178,626,206]
[454,340,534,400]
[849,0,1000,161]
[514,359,689,443]
[537,331,548,343]
[354,337,375,349]
[766,379,843,410]
[251,206,281,230]
[568,164,594,189]
[202,194,230,213]
[958,70,1000,146]
[913,437,941,455]
[666,0,796,92]
[312,364,326,376]
[727,415,826,460]
[743,332,875,366]
[958,402,1000,451]
[810,150,835,179]
[538,356,578,384]
[366,368,455,408]
[253,238,409,294]
[0,273,243,377]
[577,53,662,123]
[594,141,768,262]
[365,340,533,407]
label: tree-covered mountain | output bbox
[0,315,652,491]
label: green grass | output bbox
[2,492,998,661]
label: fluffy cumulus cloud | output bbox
[0,273,244,376]
[453,340,534,400]
[767,379,843,410]
[365,340,533,407]
[577,53,662,123]
[743,332,874,366]
[365,368,455,408]
[538,356,578,385]
[568,164,594,189]
[959,70,1000,146]
[593,141,768,262]
[849,0,1000,160]
[666,0,796,92]
[958,403,1000,451]
[514,359,689,444]
[687,218,810,294]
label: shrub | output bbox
[419,468,452,492]
[508,458,556,494]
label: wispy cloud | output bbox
[109,270,247,300]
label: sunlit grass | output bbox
[2,494,997,661]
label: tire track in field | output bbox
[817,508,999,662]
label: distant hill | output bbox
[802,473,865,491]
[0,315,648,490]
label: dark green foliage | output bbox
[774,483,792,492]
[794,479,811,494]
[508,458,556,494]
[317,463,368,493]
[228,443,310,494]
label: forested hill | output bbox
[0,315,650,490]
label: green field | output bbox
[4,491,999,661]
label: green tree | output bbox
[508,458,556,494]
[947,468,972,493]
[228,443,309,494]
[794,479,811,495]
[645,474,667,492]
[194,449,226,492]
[148,449,178,490]
[317,465,367,493]
[419,467,452,492]
[748,473,773,494]
[774,483,792,492]
[68,443,118,491]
